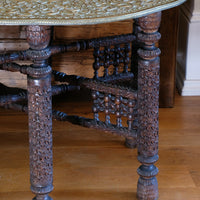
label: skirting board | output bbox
[176,64,200,96]
[176,3,200,96]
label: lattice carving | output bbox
[90,87,137,137]
[92,43,132,80]
[28,83,53,190]
[137,59,159,157]
[137,12,161,162]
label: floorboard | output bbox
[0,93,200,200]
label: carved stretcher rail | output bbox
[0,84,80,106]
[2,101,137,139]
[52,70,134,85]
[0,33,135,66]
[53,110,137,138]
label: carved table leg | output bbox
[136,12,161,200]
[26,26,53,200]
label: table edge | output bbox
[0,0,186,26]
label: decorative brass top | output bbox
[0,0,185,25]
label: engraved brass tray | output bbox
[0,0,185,25]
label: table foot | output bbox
[125,137,137,148]
[137,164,158,200]
[137,176,158,200]
[33,194,53,200]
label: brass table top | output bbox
[0,0,185,25]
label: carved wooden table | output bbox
[0,0,185,200]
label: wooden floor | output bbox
[0,93,200,200]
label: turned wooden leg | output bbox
[136,12,161,200]
[26,26,53,200]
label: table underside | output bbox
[0,0,185,25]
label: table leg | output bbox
[26,26,53,200]
[136,12,161,200]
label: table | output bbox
[0,1,185,199]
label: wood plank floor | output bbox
[0,93,200,200]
